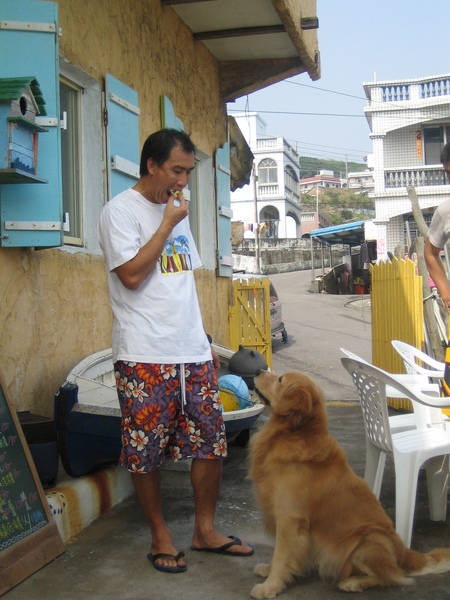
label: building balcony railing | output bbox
[256,137,299,164]
[384,165,448,188]
[257,184,301,207]
[365,73,450,108]
[258,183,279,196]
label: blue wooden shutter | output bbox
[216,143,233,277]
[160,96,184,130]
[0,0,61,247]
[105,74,140,200]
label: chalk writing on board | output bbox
[0,393,48,551]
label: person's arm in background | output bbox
[424,237,450,311]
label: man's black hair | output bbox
[139,129,196,175]
[441,142,450,165]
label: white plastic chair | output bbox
[391,339,447,429]
[341,356,450,548]
[340,348,439,432]
[391,339,445,379]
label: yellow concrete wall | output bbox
[0,0,231,416]
[58,0,227,153]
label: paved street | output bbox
[269,270,372,401]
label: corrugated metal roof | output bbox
[308,220,367,246]
[0,77,47,116]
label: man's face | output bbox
[147,144,195,204]
[444,162,450,183]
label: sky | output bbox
[226,0,450,166]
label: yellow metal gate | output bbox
[229,277,272,368]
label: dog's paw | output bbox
[254,563,271,578]
[250,581,285,599]
[338,575,414,593]
[338,578,365,593]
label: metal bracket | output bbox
[111,155,139,179]
[0,20,56,33]
[35,117,58,127]
[218,205,233,219]
[5,221,61,231]
[108,92,140,116]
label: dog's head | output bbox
[254,369,327,430]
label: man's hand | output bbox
[440,292,450,312]
[163,193,189,227]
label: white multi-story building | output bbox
[347,170,375,195]
[230,112,302,238]
[364,73,450,260]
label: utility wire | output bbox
[284,79,366,101]
[229,109,365,118]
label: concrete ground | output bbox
[4,271,450,599]
[5,406,450,600]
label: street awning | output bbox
[308,220,367,246]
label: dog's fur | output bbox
[248,369,450,598]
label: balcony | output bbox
[380,76,450,102]
[384,165,448,189]
[256,137,299,164]
[258,183,279,197]
[364,74,450,108]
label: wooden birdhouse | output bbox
[0,76,48,183]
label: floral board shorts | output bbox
[114,360,228,473]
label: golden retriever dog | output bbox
[249,369,450,597]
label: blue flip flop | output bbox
[147,551,187,573]
[190,535,254,556]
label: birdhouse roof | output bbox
[0,77,47,116]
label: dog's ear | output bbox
[282,382,313,426]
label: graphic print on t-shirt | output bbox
[160,235,192,274]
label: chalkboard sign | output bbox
[0,368,64,596]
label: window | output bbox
[0,0,131,250]
[404,213,433,241]
[59,61,105,252]
[258,158,277,183]
[284,165,298,194]
[60,77,82,245]
[424,125,450,165]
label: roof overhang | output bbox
[308,221,368,247]
[161,0,320,101]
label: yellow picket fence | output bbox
[229,277,273,369]
[371,258,424,409]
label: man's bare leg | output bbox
[131,469,186,569]
[190,458,253,554]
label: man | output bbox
[97,129,253,574]
[425,142,450,312]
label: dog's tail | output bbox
[404,548,450,576]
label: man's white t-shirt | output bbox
[428,198,450,249]
[97,188,211,364]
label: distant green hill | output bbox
[300,156,367,179]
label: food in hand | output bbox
[170,189,189,204]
